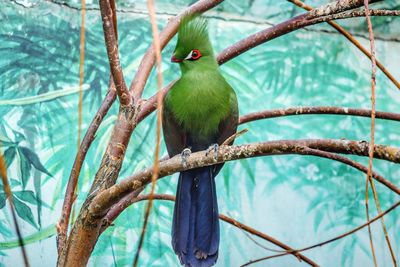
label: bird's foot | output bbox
[206,143,219,162]
[181,148,192,168]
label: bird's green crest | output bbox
[174,14,214,59]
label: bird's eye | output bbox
[191,49,201,60]
[185,49,202,61]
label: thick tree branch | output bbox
[99,0,131,106]
[240,199,400,267]
[89,139,400,218]
[104,147,395,225]
[103,194,320,267]
[288,0,400,90]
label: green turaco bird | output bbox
[162,15,239,267]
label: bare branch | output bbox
[288,0,400,90]
[363,1,379,266]
[364,1,397,266]
[89,139,400,217]
[308,9,400,25]
[217,1,391,65]
[57,83,116,251]
[101,146,396,237]
[306,0,381,19]
[99,0,131,106]
[239,106,400,124]
[240,199,400,267]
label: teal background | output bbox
[1,0,400,266]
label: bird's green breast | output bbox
[165,69,235,142]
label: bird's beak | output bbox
[171,55,182,63]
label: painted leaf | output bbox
[18,148,32,189]
[0,193,6,209]
[3,146,16,167]
[19,147,52,177]
[13,197,37,229]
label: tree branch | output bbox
[240,199,400,266]
[363,2,397,266]
[306,0,381,19]
[57,81,117,252]
[307,9,400,25]
[216,1,390,65]
[104,194,320,267]
[363,1,379,265]
[239,106,400,124]
[56,0,88,253]
[101,146,396,238]
[287,0,400,90]
[99,0,131,106]
[89,139,400,218]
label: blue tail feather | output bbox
[172,167,219,267]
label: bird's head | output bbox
[171,15,216,71]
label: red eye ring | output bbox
[191,49,201,60]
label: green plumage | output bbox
[162,15,239,267]
[163,15,238,145]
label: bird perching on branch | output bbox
[162,15,239,267]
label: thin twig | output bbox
[0,153,30,267]
[364,1,397,266]
[240,199,400,267]
[287,0,400,90]
[132,0,164,266]
[222,129,248,146]
[105,194,319,267]
[363,1,379,266]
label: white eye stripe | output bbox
[185,50,193,60]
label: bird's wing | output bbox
[216,92,239,146]
[162,103,187,157]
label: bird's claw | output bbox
[206,143,219,162]
[181,148,192,168]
